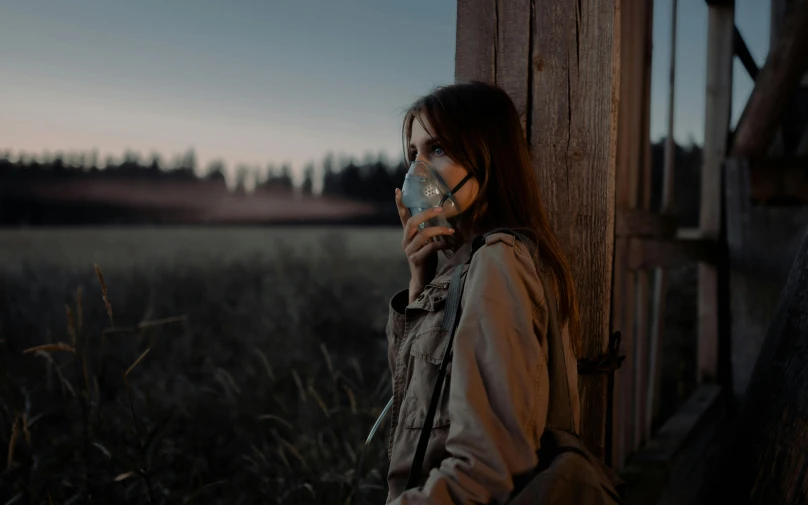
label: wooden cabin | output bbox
[455,0,808,503]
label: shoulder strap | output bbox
[405,261,466,490]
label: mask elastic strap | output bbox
[439,173,473,207]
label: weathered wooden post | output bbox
[456,0,621,460]
[698,0,734,385]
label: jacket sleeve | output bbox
[387,289,409,375]
[389,241,550,505]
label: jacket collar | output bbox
[434,239,473,279]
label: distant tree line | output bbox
[0,139,702,225]
[0,148,410,204]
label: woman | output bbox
[385,81,583,504]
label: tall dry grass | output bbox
[0,234,408,504]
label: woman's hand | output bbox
[395,188,455,304]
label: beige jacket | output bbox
[384,232,581,504]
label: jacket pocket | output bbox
[406,281,449,314]
[402,328,453,430]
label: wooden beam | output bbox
[532,0,620,463]
[612,244,632,471]
[770,0,789,55]
[615,209,678,238]
[628,238,718,270]
[730,0,808,157]
[625,228,795,278]
[699,3,734,384]
[622,384,726,505]
[608,0,655,467]
[455,0,496,84]
[701,5,734,241]
[634,0,655,450]
[634,272,651,448]
[766,0,790,157]
[696,225,808,505]
[733,26,759,81]
[653,394,732,505]
[612,0,641,470]
[747,156,808,203]
[630,384,723,465]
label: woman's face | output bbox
[408,114,479,218]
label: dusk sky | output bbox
[1,1,770,186]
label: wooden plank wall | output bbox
[725,158,808,399]
[456,0,621,461]
[724,0,808,399]
[698,201,808,504]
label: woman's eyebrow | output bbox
[409,138,441,150]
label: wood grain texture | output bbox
[455,0,497,84]
[531,0,620,460]
[495,0,531,135]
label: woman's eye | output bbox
[433,146,445,156]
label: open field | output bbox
[1,226,407,504]
[0,226,697,504]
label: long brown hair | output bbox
[402,81,582,357]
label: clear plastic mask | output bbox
[401,160,471,231]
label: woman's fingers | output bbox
[395,192,455,267]
[409,239,449,264]
[394,189,410,228]
[403,226,455,257]
[403,206,447,241]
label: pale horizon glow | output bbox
[1,1,770,187]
